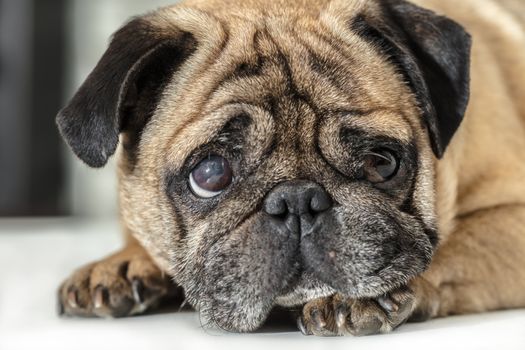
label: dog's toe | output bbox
[58,253,178,318]
[300,295,339,336]
[300,285,417,337]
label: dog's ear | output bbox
[353,0,472,158]
[56,14,196,167]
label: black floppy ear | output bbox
[353,0,472,158]
[385,1,472,157]
[56,15,196,167]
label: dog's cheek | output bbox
[119,170,181,274]
[195,214,300,332]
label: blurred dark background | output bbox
[0,0,66,216]
[0,0,174,218]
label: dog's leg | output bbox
[299,205,525,336]
[58,232,179,318]
[422,204,525,317]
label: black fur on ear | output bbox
[56,15,196,167]
[351,0,472,158]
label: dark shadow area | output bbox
[0,0,67,216]
[256,306,300,333]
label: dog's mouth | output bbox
[274,271,336,307]
[266,255,337,308]
[188,206,433,332]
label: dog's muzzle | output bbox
[263,180,333,238]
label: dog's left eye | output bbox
[189,155,233,198]
[362,150,400,183]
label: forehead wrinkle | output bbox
[201,27,291,112]
[289,32,357,111]
[343,110,414,142]
[165,26,297,169]
[255,25,344,159]
[213,21,263,84]
[161,58,231,162]
[165,104,274,170]
[260,25,328,120]
[160,16,261,160]
[264,21,380,116]
[283,19,423,137]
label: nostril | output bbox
[310,191,332,213]
[274,209,289,220]
[264,196,288,218]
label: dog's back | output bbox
[499,0,525,27]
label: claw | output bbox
[131,278,145,304]
[335,305,348,329]
[93,285,109,309]
[311,309,326,329]
[67,289,78,309]
[377,296,399,313]
[297,316,309,335]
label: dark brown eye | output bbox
[189,155,233,198]
[362,150,400,183]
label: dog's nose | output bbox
[263,180,332,236]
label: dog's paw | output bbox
[298,285,416,336]
[58,249,179,318]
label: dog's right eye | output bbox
[362,149,400,183]
[189,155,233,198]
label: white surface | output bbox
[1,219,524,350]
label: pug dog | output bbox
[56,0,525,336]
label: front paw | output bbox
[58,250,179,318]
[298,285,417,336]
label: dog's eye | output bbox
[362,150,399,183]
[189,155,233,198]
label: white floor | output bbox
[1,218,524,350]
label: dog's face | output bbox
[57,0,471,331]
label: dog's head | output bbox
[57,0,471,331]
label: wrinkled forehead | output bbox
[149,10,418,169]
